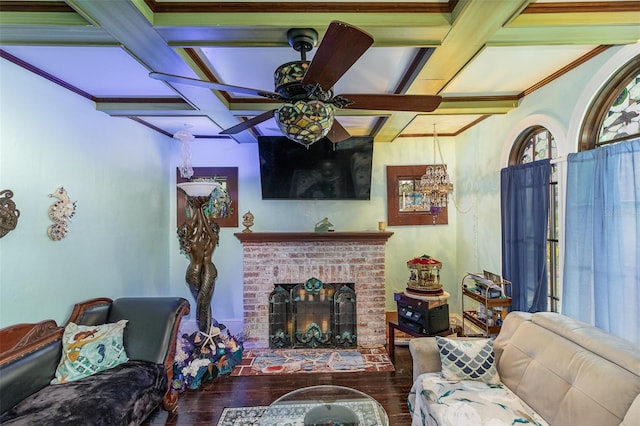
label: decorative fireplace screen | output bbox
[269,277,356,349]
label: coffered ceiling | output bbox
[1,0,638,143]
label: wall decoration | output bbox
[177,167,238,228]
[47,187,77,240]
[386,165,448,226]
[0,189,20,238]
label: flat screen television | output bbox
[258,136,374,200]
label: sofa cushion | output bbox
[51,320,129,384]
[408,372,548,426]
[0,339,62,414]
[436,336,500,384]
[495,312,640,425]
[1,360,167,425]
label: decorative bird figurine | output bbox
[314,217,334,232]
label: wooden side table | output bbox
[387,320,453,361]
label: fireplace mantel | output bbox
[234,231,393,244]
[236,231,393,348]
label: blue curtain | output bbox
[501,160,551,312]
[563,138,640,343]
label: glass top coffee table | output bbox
[259,385,389,426]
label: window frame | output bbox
[509,126,560,312]
[578,55,640,151]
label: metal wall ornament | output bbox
[0,189,20,238]
[47,187,76,241]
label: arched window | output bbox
[509,126,560,312]
[578,55,640,151]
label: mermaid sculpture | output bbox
[177,209,219,335]
[177,180,231,337]
[173,180,243,390]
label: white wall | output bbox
[0,59,172,327]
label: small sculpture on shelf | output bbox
[406,254,443,295]
[314,217,334,232]
[241,211,254,233]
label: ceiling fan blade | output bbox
[301,21,374,90]
[338,94,442,112]
[220,110,276,135]
[326,120,351,143]
[149,72,282,99]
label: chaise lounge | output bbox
[0,297,190,425]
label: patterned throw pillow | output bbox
[435,336,500,384]
[51,320,129,384]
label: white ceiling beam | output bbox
[376,0,533,142]
[67,0,256,143]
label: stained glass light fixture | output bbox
[418,124,453,214]
[272,52,335,148]
[275,100,334,147]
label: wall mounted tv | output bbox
[258,136,374,200]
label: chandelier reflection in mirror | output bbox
[418,124,453,216]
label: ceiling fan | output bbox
[150,21,442,146]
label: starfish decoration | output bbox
[198,326,221,349]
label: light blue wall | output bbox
[0,59,172,327]
[2,43,637,331]
[168,136,459,332]
[453,44,639,312]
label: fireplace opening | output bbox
[268,277,357,349]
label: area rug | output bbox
[217,406,266,426]
[217,400,385,425]
[231,347,394,376]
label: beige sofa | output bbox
[409,311,640,425]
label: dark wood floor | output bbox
[143,345,414,425]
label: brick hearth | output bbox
[234,232,393,349]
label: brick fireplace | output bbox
[234,232,393,349]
